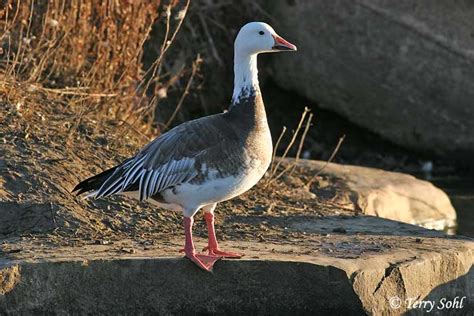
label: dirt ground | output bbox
[0,93,358,253]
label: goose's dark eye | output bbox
[259,31,264,35]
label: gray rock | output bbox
[267,0,474,159]
[0,216,472,315]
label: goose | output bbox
[73,22,297,271]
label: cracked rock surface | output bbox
[1,216,472,315]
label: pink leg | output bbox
[202,212,243,258]
[182,216,220,272]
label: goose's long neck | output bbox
[231,54,260,105]
[229,53,268,127]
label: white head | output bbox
[232,22,296,103]
[234,22,297,57]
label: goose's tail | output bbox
[72,165,120,198]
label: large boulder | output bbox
[267,0,474,159]
[294,159,457,230]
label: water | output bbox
[430,176,474,237]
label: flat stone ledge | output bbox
[1,216,472,315]
[0,259,365,315]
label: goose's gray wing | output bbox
[93,114,241,201]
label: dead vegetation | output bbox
[0,0,195,242]
[0,0,198,136]
[0,0,338,247]
[265,107,313,186]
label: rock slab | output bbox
[0,216,473,315]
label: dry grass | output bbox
[0,1,347,244]
[0,0,193,136]
[305,135,345,189]
[264,107,313,187]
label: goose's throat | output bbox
[231,54,259,105]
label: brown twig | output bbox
[136,0,190,96]
[305,135,346,189]
[121,0,191,131]
[163,55,201,130]
[267,111,313,185]
[268,126,287,176]
[134,4,172,102]
[49,202,57,227]
[267,107,310,182]
[197,10,223,66]
[289,112,313,176]
[36,86,118,97]
[16,0,35,77]
[113,119,151,142]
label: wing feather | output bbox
[86,113,240,201]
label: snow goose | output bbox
[73,22,297,271]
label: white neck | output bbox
[231,53,259,104]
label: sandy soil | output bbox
[0,95,356,253]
